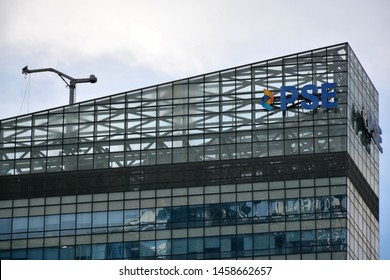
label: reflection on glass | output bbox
[237,202,253,221]
[316,196,331,218]
[317,229,331,251]
[171,206,187,228]
[61,214,75,230]
[285,198,300,221]
[188,237,203,254]
[12,217,28,233]
[140,209,155,230]
[77,212,91,228]
[286,231,300,254]
[270,232,285,254]
[93,211,107,231]
[0,218,11,234]
[301,197,315,213]
[172,239,187,255]
[45,215,60,231]
[1,195,348,242]
[29,216,44,232]
[331,228,346,251]
[254,201,268,222]
[188,205,203,226]
[124,209,139,231]
[91,244,106,260]
[44,247,59,260]
[220,203,237,224]
[156,240,171,258]
[107,242,123,259]
[156,207,171,229]
[124,241,140,259]
[204,204,220,226]
[76,245,91,260]
[269,200,284,222]
[108,211,123,227]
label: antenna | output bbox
[22,66,97,105]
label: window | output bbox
[172,239,187,255]
[12,217,27,233]
[77,212,91,228]
[0,218,11,234]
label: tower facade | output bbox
[0,43,381,259]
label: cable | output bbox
[18,74,31,115]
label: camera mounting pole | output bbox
[22,66,97,105]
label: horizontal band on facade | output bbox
[0,151,378,221]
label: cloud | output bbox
[1,0,259,75]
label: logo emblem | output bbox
[261,89,274,110]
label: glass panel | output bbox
[140,240,155,257]
[188,237,203,253]
[171,206,187,228]
[301,230,316,252]
[253,201,268,222]
[61,214,76,230]
[254,233,269,249]
[156,207,171,229]
[156,239,171,258]
[237,235,253,257]
[172,239,187,255]
[107,242,124,259]
[108,210,124,227]
[140,208,155,230]
[28,216,44,232]
[44,247,59,260]
[0,218,11,234]
[237,202,253,223]
[77,212,91,228]
[28,248,44,260]
[124,209,139,231]
[317,229,331,251]
[188,205,203,227]
[60,246,75,260]
[269,199,285,222]
[286,231,300,253]
[332,228,346,251]
[12,217,28,233]
[331,195,347,217]
[45,215,60,237]
[91,244,106,259]
[12,249,27,260]
[204,236,220,258]
[124,241,140,259]
[316,196,331,219]
[204,204,220,226]
[220,236,235,258]
[301,197,315,219]
[285,198,300,220]
[220,203,237,225]
[76,245,91,260]
[93,211,107,228]
[270,232,285,255]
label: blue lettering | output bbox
[281,86,298,110]
[301,84,319,109]
[321,83,337,108]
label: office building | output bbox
[0,43,381,259]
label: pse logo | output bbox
[260,83,337,110]
[261,89,274,111]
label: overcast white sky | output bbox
[1,0,390,259]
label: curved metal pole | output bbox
[22,66,97,105]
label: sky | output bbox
[0,0,389,259]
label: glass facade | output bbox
[0,43,380,259]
